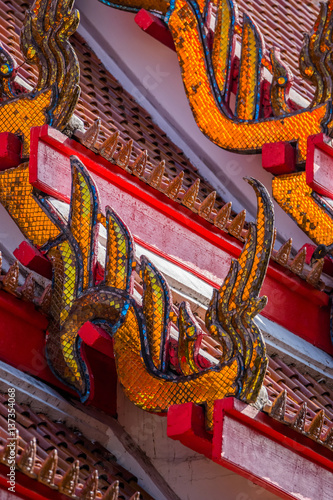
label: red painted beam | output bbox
[134,9,175,51]
[28,126,333,355]
[306,133,333,200]
[78,321,114,359]
[167,399,333,500]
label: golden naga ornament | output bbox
[0,0,80,156]
[29,156,275,428]
[98,0,333,162]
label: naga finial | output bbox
[36,156,274,428]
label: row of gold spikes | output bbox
[0,432,140,499]
[271,240,325,289]
[0,253,51,314]
[78,120,326,291]
[265,390,333,451]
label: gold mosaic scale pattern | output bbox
[114,307,239,429]
[0,90,54,157]
[0,163,59,246]
[272,172,333,246]
[168,0,328,162]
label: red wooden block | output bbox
[13,241,52,279]
[167,402,212,458]
[134,9,175,51]
[262,141,296,175]
[0,132,22,170]
[306,133,333,199]
[78,321,114,359]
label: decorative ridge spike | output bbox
[198,191,216,220]
[38,449,57,486]
[165,171,184,200]
[182,178,200,210]
[38,284,52,315]
[1,430,19,466]
[290,247,307,276]
[98,131,119,161]
[116,140,133,169]
[59,460,80,495]
[102,481,120,500]
[324,426,333,449]
[81,119,101,149]
[214,202,232,230]
[273,239,292,266]
[18,438,36,477]
[2,261,19,293]
[228,210,246,240]
[79,469,99,499]
[132,150,147,177]
[307,409,325,440]
[306,258,324,287]
[148,160,165,189]
[20,274,35,302]
[269,390,287,420]
[291,403,307,432]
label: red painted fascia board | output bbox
[167,403,213,458]
[30,125,328,306]
[212,399,333,472]
[28,126,333,355]
[167,400,333,499]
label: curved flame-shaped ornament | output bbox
[98,0,333,162]
[0,0,80,156]
[38,156,274,428]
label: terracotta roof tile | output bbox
[0,391,154,499]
